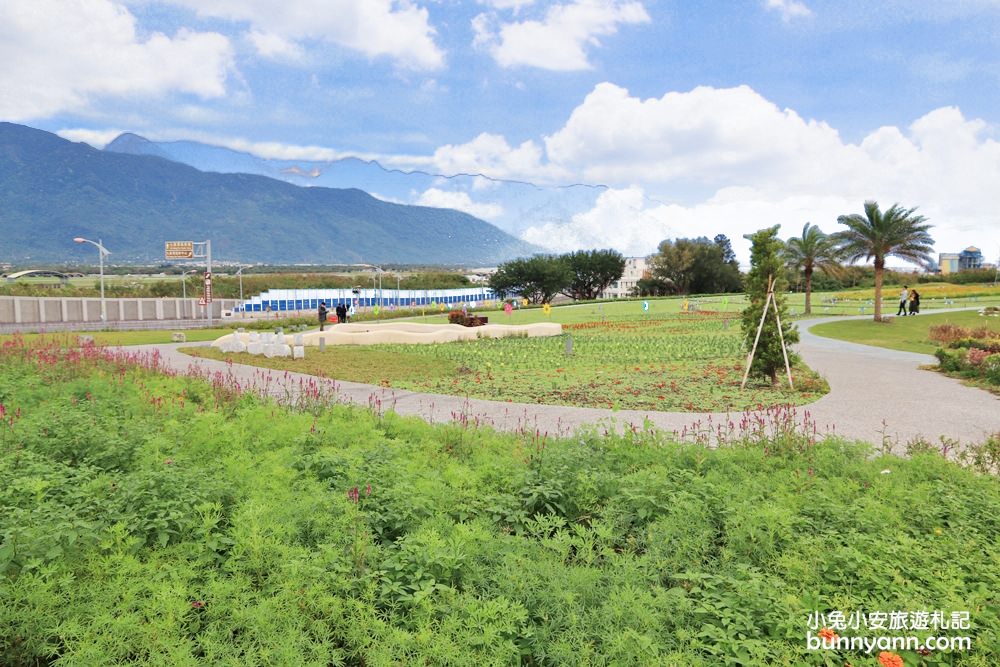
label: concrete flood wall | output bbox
[0,296,241,329]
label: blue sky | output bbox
[3,0,999,263]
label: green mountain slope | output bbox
[0,123,542,264]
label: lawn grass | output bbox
[3,336,1000,666]
[810,310,1000,355]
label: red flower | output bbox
[190,600,205,609]
[818,627,838,644]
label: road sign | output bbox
[165,241,194,259]
[203,271,213,303]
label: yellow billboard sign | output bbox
[165,241,194,259]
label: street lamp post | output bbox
[236,266,245,303]
[73,237,110,322]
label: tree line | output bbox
[490,200,940,324]
[488,250,627,304]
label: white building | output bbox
[600,256,649,299]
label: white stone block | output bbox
[293,345,305,359]
[247,342,264,355]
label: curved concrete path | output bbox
[130,313,1000,450]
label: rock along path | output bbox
[132,313,1000,450]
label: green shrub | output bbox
[3,338,1000,665]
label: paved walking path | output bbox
[134,312,1000,450]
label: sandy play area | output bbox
[212,321,562,351]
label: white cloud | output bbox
[430,132,569,181]
[56,127,126,149]
[522,186,857,260]
[159,0,444,70]
[0,0,234,121]
[522,186,672,254]
[416,188,504,220]
[764,0,812,22]
[473,0,650,71]
[543,82,856,189]
[518,83,1000,262]
[247,30,305,61]
[478,0,537,11]
[472,175,501,191]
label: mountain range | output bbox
[102,132,608,241]
[0,122,542,265]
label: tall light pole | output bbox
[235,265,245,303]
[73,237,110,322]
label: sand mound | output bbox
[212,321,562,349]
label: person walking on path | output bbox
[318,302,328,331]
[336,303,347,324]
[897,286,910,316]
[909,289,920,315]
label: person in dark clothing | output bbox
[336,303,347,324]
[318,302,328,331]
[909,290,920,315]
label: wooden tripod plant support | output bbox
[741,275,794,390]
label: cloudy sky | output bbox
[3,0,1000,264]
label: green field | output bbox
[810,310,1000,355]
[3,335,1000,666]
[188,301,829,412]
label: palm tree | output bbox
[834,201,934,321]
[784,222,843,315]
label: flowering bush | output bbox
[932,321,1000,387]
[3,336,1000,665]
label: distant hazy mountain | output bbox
[0,123,542,264]
[103,132,607,239]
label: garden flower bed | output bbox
[931,323,1000,391]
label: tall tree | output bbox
[833,201,934,321]
[783,222,843,315]
[714,234,737,263]
[650,237,742,295]
[741,226,799,386]
[488,255,571,304]
[560,249,626,300]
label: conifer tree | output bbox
[741,225,799,386]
